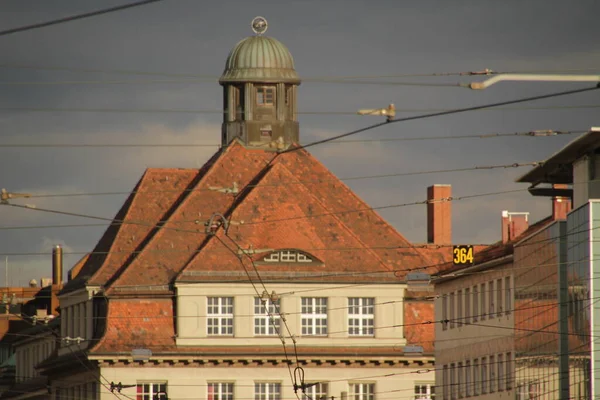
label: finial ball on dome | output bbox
[251,16,268,35]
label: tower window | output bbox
[257,87,275,105]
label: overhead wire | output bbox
[0,129,580,148]
[0,0,166,37]
[280,84,600,153]
[1,104,599,115]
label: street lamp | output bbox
[469,74,600,90]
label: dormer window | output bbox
[257,87,275,105]
[261,249,317,264]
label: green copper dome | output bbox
[219,35,300,84]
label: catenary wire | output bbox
[281,85,600,153]
[0,0,166,37]
[0,129,579,148]
[5,160,542,199]
[1,104,600,115]
[0,62,597,79]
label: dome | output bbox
[219,35,300,84]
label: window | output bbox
[489,355,496,393]
[443,366,449,400]
[262,250,314,263]
[255,383,281,400]
[302,383,328,400]
[350,383,374,400]
[442,295,448,331]
[457,362,463,398]
[465,361,471,397]
[254,298,281,336]
[473,359,479,396]
[498,354,504,391]
[207,297,234,335]
[136,383,167,400]
[488,281,495,318]
[505,352,513,390]
[505,277,511,316]
[301,298,328,335]
[481,357,487,394]
[348,298,374,336]
[414,383,434,400]
[449,292,455,329]
[457,290,463,327]
[497,279,503,316]
[472,286,478,323]
[208,383,234,400]
[465,288,470,324]
[450,363,456,400]
[480,283,486,321]
[256,87,275,105]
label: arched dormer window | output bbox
[260,249,320,264]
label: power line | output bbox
[0,0,165,37]
[282,85,600,153]
[0,62,596,80]
[0,160,538,200]
[0,105,599,115]
[0,129,578,149]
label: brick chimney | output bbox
[501,211,529,243]
[427,184,452,245]
[552,184,572,220]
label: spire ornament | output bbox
[251,16,268,35]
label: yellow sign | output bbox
[453,245,474,266]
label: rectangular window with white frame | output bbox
[465,288,470,324]
[473,358,479,396]
[254,297,281,336]
[505,276,511,316]
[449,292,455,329]
[255,383,281,400]
[496,278,503,316]
[302,382,328,400]
[457,290,463,327]
[442,295,448,330]
[414,383,435,400]
[349,383,374,400]
[207,297,234,335]
[301,297,328,336]
[472,285,478,322]
[488,281,495,318]
[480,283,486,320]
[208,383,234,400]
[442,365,449,400]
[348,297,374,336]
[489,355,496,393]
[136,382,167,400]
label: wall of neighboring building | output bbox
[435,260,515,400]
[175,283,406,348]
[58,288,96,356]
[15,334,55,383]
[513,221,567,399]
[566,201,597,399]
[98,366,435,400]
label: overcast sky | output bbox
[0,0,599,285]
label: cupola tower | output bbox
[219,17,300,149]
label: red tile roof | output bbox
[63,141,435,295]
[71,140,441,356]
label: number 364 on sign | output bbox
[453,245,474,266]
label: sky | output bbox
[0,0,599,285]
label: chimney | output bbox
[52,245,63,285]
[501,211,529,243]
[552,184,572,220]
[427,184,452,245]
